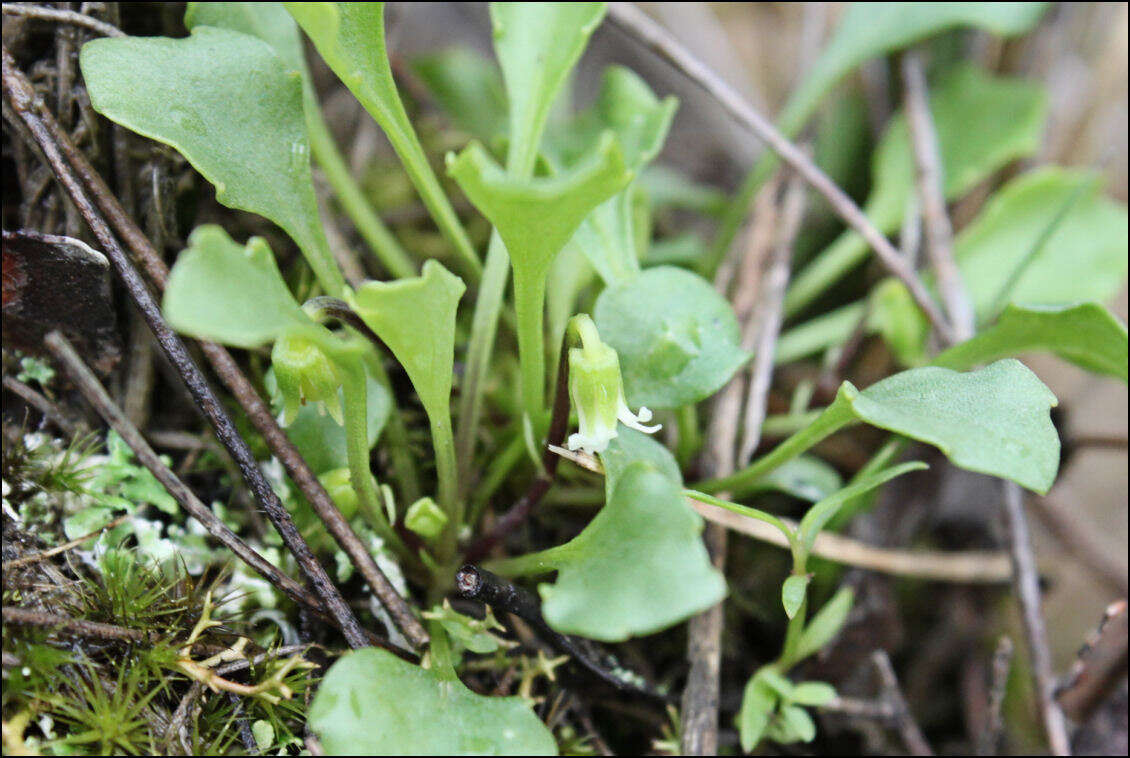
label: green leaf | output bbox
[285,2,478,276]
[738,670,779,753]
[346,260,464,432]
[748,455,844,502]
[794,586,853,664]
[80,27,344,295]
[708,360,1059,495]
[934,303,1129,382]
[185,2,305,70]
[785,65,1047,316]
[449,135,631,298]
[798,462,928,554]
[782,575,810,620]
[412,47,507,142]
[790,681,837,707]
[781,4,1049,146]
[776,705,817,743]
[536,463,726,641]
[187,2,415,280]
[954,168,1129,321]
[250,720,274,752]
[490,2,607,174]
[308,648,555,755]
[594,266,750,409]
[870,279,931,368]
[565,67,678,284]
[599,427,682,495]
[163,226,310,349]
[448,134,631,416]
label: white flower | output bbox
[565,315,660,456]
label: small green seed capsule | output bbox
[404,497,448,541]
[272,332,344,426]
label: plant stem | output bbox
[778,594,809,670]
[483,543,573,578]
[431,408,459,549]
[695,401,855,495]
[683,490,795,549]
[513,275,547,428]
[340,362,408,558]
[455,234,509,494]
[305,98,415,279]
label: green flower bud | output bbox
[272,332,343,426]
[404,497,448,541]
[317,467,359,521]
[566,315,660,455]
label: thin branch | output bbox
[901,50,974,341]
[1,374,84,438]
[3,605,159,643]
[976,636,1014,756]
[680,178,784,756]
[2,47,367,649]
[1056,599,1128,723]
[690,497,1012,583]
[1000,480,1071,755]
[1,3,125,38]
[1,49,426,650]
[455,566,671,702]
[43,331,323,614]
[738,172,805,466]
[872,650,933,756]
[605,2,956,345]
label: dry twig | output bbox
[901,50,975,341]
[872,650,933,756]
[1000,480,1071,755]
[976,636,1014,755]
[690,498,1013,583]
[1,3,125,39]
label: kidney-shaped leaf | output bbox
[934,303,1128,382]
[308,647,556,755]
[595,266,750,409]
[163,225,309,348]
[80,27,342,296]
[536,462,727,641]
[345,260,464,426]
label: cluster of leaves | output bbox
[50,1,1129,755]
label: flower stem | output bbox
[340,362,407,557]
[305,97,416,279]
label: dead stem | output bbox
[901,50,975,342]
[1000,480,1072,755]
